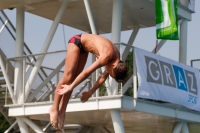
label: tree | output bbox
[0,112,10,132]
[124,50,134,96]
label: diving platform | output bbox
[6,96,200,133]
[0,0,198,133]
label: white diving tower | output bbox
[0,0,199,133]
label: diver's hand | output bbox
[80,91,92,103]
[56,85,72,95]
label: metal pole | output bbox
[4,120,17,133]
[42,122,51,132]
[0,19,8,33]
[133,49,137,109]
[84,0,107,97]
[110,0,123,95]
[181,122,189,133]
[179,20,188,64]
[0,55,16,103]
[122,27,139,61]
[110,0,125,132]
[83,0,97,34]
[21,117,44,133]
[110,110,125,133]
[24,0,69,101]
[26,59,65,102]
[111,0,122,44]
[14,4,25,103]
[23,57,26,103]
[172,122,183,133]
[17,118,30,133]
[133,51,137,99]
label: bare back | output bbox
[81,34,119,65]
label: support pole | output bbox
[83,0,97,34]
[4,120,17,133]
[15,4,25,103]
[110,110,125,133]
[84,0,111,96]
[172,122,183,133]
[181,122,189,133]
[110,0,125,132]
[83,0,97,94]
[17,118,30,133]
[0,55,16,103]
[122,27,139,61]
[24,0,69,101]
[0,19,8,33]
[110,0,123,95]
[179,20,188,64]
[111,0,122,45]
[21,117,44,133]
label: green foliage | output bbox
[124,50,134,97]
[0,113,10,132]
[0,86,14,132]
[99,83,106,96]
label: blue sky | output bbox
[3,0,200,66]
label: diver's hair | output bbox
[113,60,129,83]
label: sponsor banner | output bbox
[134,47,200,111]
[156,0,179,40]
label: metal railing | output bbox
[3,43,136,106]
[4,50,67,104]
[191,59,200,70]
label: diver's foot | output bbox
[49,107,59,129]
[58,111,66,130]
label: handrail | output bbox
[0,10,60,103]
[7,49,67,60]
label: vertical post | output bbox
[22,57,26,103]
[14,4,25,103]
[110,0,125,133]
[172,122,183,133]
[24,0,69,101]
[110,0,123,95]
[110,110,125,133]
[95,68,99,97]
[133,50,137,99]
[49,84,54,102]
[181,122,189,133]
[179,20,188,64]
[111,0,122,45]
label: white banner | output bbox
[134,47,200,111]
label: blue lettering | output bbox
[188,94,197,104]
[172,65,188,92]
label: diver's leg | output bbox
[59,51,88,129]
[49,43,80,129]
